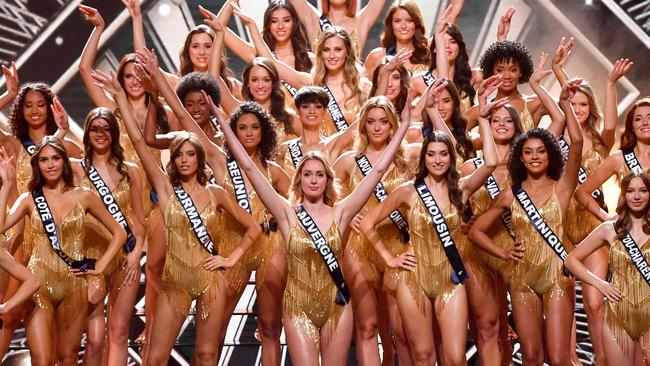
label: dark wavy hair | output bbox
[508,128,564,187]
[479,40,534,83]
[614,172,650,240]
[242,57,296,136]
[28,136,75,192]
[381,0,430,66]
[262,1,312,72]
[619,97,650,151]
[415,131,464,215]
[82,107,130,182]
[9,83,58,143]
[228,101,278,168]
[370,57,410,115]
[176,71,222,107]
[429,24,475,104]
[166,132,210,187]
[422,80,475,160]
[490,104,524,143]
[178,25,235,90]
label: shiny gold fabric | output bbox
[566,149,604,245]
[161,194,223,319]
[519,98,535,132]
[29,201,87,326]
[284,218,345,335]
[320,102,359,138]
[469,175,515,283]
[344,163,409,290]
[605,236,650,343]
[15,146,32,195]
[80,175,134,277]
[510,188,573,295]
[391,191,463,315]
[459,92,472,117]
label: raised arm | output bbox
[557,78,584,208]
[0,62,19,111]
[551,37,573,88]
[496,7,516,41]
[528,52,565,135]
[206,92,293,233]
[575,153,619,222]
[122,0,146,51]
[565,221,621,301]
[0,152,30,235]
[423,79,458,146]
[0,249,39,315]
[213,2,257,63]
[433,5,453,80]
[337,95,412,230]
[372,49,412,97]
[357,0,388,47]
[604,58,634,151]
[78,5,116,109]
[287,0,320,45]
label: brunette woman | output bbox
[566,172,650,365]
[469,79,584,365]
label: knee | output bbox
[412,345,435,365]
[520,347,544,365]
[58,352,79,366]
[356,317,378,340]
[584,295,604,317]
[108,321,129,346]
[443,350,466,366]
[257,315,281,340]
[476,316,499,343]
[194,348,218,366]
[546,348,569,366]
[85,333,105,357]
[30,354,53,366]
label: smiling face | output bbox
[300,158,328,201]
[493,59,521,92]
[443,32,459,63]
[435,88,454,123]
[391,8,415,43]
[121,62,145,98]
[520,138,549,175]
[624,176,650,213]
[88,117,113,152]
[269,7,293,43]
[424,141,451,178]
[183,90,211,127]
[386,70,402,101]
[298,102,326,129]
[22,90,49,129]
[38,145,64,182]
[571,91,590,125]
[188,33,213,72]
[235,113,262,151]
[173,140,199,177]
[247,65,273,102]
[364,107,391,146]
[321,36,347,72]
[490,107,516,143]
[633,105,650,141]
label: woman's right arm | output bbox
[213,2,257,63]
[0,153,29,235]
[287,0,320,46]
[122,0,146,51]
[565,221,621,301]
[551,37,573,89]
[0,249,39,315]
[575,153,620,221]
[603,58,634,151]
[78,5,116,109]
[0,62,19,111]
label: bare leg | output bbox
[465,262,501,366]
[320,304,354,366]
[377,288,395,366]
[495,278,513,366]
[601,317,635,365]
[435,285,469,366]
[84,299,106,366]
[283,311,320,366]
[255,246,287,366]
[582,246,609,366]
[543,282,575,366]
[194,292,229,366]
[144,293,187,365]
[106,268,140,366]
[396,279,436,366]
[142,208,165,349]
[384,273,413,366]
[24,301,55,366]
[56,298,89,366]
[511,288,544,365]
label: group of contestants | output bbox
[0,0,647,365]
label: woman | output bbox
[333,95,415,365]
[553,45,628,365]
[137,48,292,365]
[232,4,369,138]
[69,108,146,365]
[469,79,583,365]
[288,0,387,55]
[215,91,412,366]
[359,89,499,365]
[370,50,412,115]
[0,136,125,366]
[93,66,261,365]
[566,172,650,365]
[364,0,430,77]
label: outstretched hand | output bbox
[529,52,553,85]
[230,1,255,27]
[496,7,516,41]
[199,5,224,32]
[121,0,142,18]
[552,36,574,68]
[477,74,502,102]
[424,78,449,108]
[0,147,15,186]
[608,58,633,83]
[51,96,70,132]
[435,3,454,34]
[559,78,583,101]
[383,47,413,74]
[90,69,124,98]
[2,62,19,97]
[79,5,105,28]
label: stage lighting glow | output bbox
[158,3,171,17]
[55,36,63,46]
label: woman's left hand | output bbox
[204,255,236,271]
[122,249,142,287]
[51,96,70,132]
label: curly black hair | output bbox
[479,40,534,83]
[508,128,564,187]
[228,101,278,167]
[429,25,475,104]
[9,83,58,143]
[176,72,222,107]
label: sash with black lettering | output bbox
[32,189,96,271]
[319,14,332,31]
[355,155,410,243]
[322,83,349,132]
[473,156,515,239]
[558,137,606,208]
[287,139,303,168]
[295,204,350,305]
[512,185,569,275]
[623,148,644,174]
[21,137,37,156]
[414,179,468,283]
[172,185,217,255]
[271,52,298,96]
[422,71,435,87]
[84,165,136,252]
[619,233,650,286]
[226,155,252,214]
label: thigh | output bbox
[344,246,380,330]
[465,262,499,325]
[107,269,140,330]
[435,285,469,362]
[542,282,575,361]
[146,294,189,364]
[55,299,88,360]
[395,279,436,358]
[256,248,287,324]
[283,311,320,366]
[321,304,354,366]
[511,287,544,355]
[602,315,635,365]
[24,301,55,364]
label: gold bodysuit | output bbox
[394,189,464,315]
[469,174,515,283]
[220,165,284,293]
[606,236,650,344]
[566,149,604,245]
[29,200,87,326]
[284,216,345,339]
[80,175,135,277]
[321,96,359,138]
[15,146,34,257]
[510,187,573,296]
[161,193,222,319]
[344,162,409,290]
[518,97,535,132]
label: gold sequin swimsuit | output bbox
[566,149,604,245]
[320,95,359,138]
[519,97,535,132]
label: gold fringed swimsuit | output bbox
[566,149,604,245]
[518,98,535,132]
[29,201,88,326]
[320,101,359,138]
[160,195,222,319]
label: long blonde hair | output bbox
[354,96,408,173]
[289,151,340,206]
[312,26,363,113]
